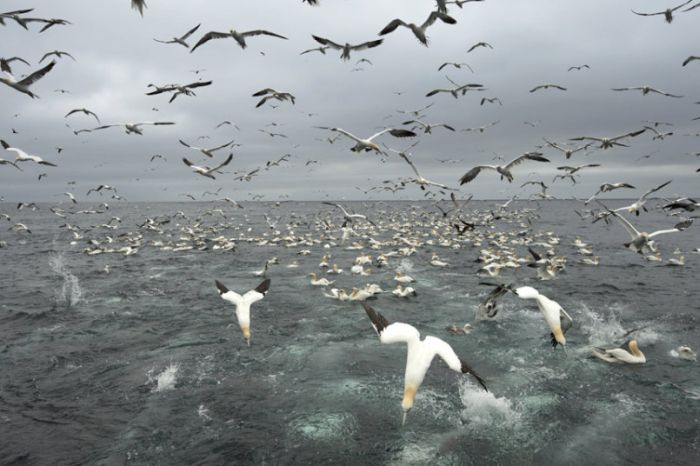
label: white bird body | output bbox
[514,286,572,347]
[362,304,487,425]
[308,272,333,286]
[215,279,271,345]
[592,340,646,364]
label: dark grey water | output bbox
[1,200,698,465]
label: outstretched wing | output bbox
[379,19,407,35]
[424,336,488,391]
[191,31,232,52]
[17,61,56,87]
[242,278,271,305]
[215,279,243,306]
[504,153,549,171]
[311,35,343,49]
[349,39,384,51]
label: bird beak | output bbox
[402,410,408,427]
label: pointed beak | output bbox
[402,411,408,427]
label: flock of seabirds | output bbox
[1,0,700,426]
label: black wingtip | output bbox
[362,303,389,334]
[460,359,488,391]
[255,278,271,294]
[215,280,229,295]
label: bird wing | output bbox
[424,336,488,390]
[330,128,362,143]
[608,210,641,239]
[641,180,671,200]
[209,153,233,173]
[398,152,421,178]
[190,31,232,52]
[610,129,646,141]
[459,166,493,184]
[185,80,213,89]
[421,11,457,29]
[241,30,288,40]
[379,19,408,35]
[350,39,384,51]
[181,23,201,40]
[178,139,196,149]
[215,280,243,306]
[504,153,549,171]
[252,88,275,96]
[647,228,679,238]
[388,129,417,138]
[17,61,55,87]
[182,158,194,168]
[209,139,236,152]
[311,35,343,49]
[242,278,271,305]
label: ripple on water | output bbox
[289,411,357,442]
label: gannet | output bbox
[1,140,57,166]
[392,285,417,297]
[592,340,646,364]
[191,28,288,52]
[182,154,232,180]
[214,278,271,345]
[310,35,383,61]
[0,60,55,98]
[671,345,697,361]
[394,271,415,283]
[604,208,686,254]
[514,286,573,348]
[378,10,457,46]
[362,303,487,425]
[459,152,549,184]
[308,272,333,286]
[613,180,671,216]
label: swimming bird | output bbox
[392,284,417,297]
[65,108,100,124]
[0,60,55,98]
[319,127,416,154]
[613,180,671,216]
[308,272,333,286]
[182,154,233,180]
[513,286,572,348]
[671,345,697,361]
[592,340,646,364]
[611,86,683,98]
[215,278,271,346]
[191,28,288,52]
[153,23,201,48]
[362,303,487,425]
[631,0,693,23]
[76,121,175,135]
[1,140,57,166]
[179,138,237,158]
[570,129,646,149]
[378,10,457,46]
[310,35,383,61]
[459,152,549,184]
[446,324,473,335]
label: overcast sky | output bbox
[1,0,699,202]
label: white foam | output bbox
[576,302,626,345]
[49,252,83,307]
[396,258,414,273]
[152,363,180,392]
[458,380,520,427]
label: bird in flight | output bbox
[191,28,288,52]
[310,35,383,61]
[153,24,201,48]
[459,152,549,184]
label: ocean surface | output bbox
[0,200,698,465]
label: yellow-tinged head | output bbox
[629,339,641,356]
[402,385,417,412]
[242,325,251,345]
[552,326,566,346]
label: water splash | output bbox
[48,252,83,307]
[458,380,520,428]
[150,363,180,392]
[396,258,414,273]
